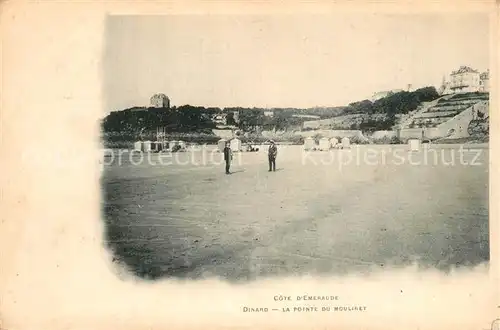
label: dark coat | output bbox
[268,144,278,158]
[223,147,232,161]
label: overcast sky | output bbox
[103,14,489,112]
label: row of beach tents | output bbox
[132,139,244,153]
[304,137,426,151]
[217,138,242,152]
[303,137,351,151]
[219,137,352,152]
[132,137,351,153]
[133,140,187,153]
[132,137,424,153]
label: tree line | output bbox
[102,105,219,135]
[101,86,440,137]
[229,86,439,131]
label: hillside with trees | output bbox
[101,86,440,146]
[228,87,439,131]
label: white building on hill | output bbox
[479,70,490,92]
[439,66,489,95]
[213,113,227,125]
[449,66,480,93]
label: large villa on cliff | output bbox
[439,66,489,95]
[397,65,489,139]
[302,65,489,141]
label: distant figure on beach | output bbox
[223,141,232,174]
[268,140,278,172]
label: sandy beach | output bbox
[102,144,489,281]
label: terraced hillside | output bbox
[405,92,489,129]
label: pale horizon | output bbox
[104,14,489,112]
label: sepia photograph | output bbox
[1,2,498,329]
[101,14,490,282]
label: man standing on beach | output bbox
[223,141,232,174]
[268,140,278,172]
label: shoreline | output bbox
[101,142,490,153]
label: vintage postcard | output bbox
[1,1,499,329]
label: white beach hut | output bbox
[408,138,420,152]
[168,141,177,150]
[141,140,152,152]
[178,140,187,151]
[422,139,431,150]
[154,141,164,152]
[133,141,142,151]
[319,137,330,151]
[329,137,339,149]
[304,137,315,151]
[341,137,350,149]
[230,138,242,152]
[218,139,227,153]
